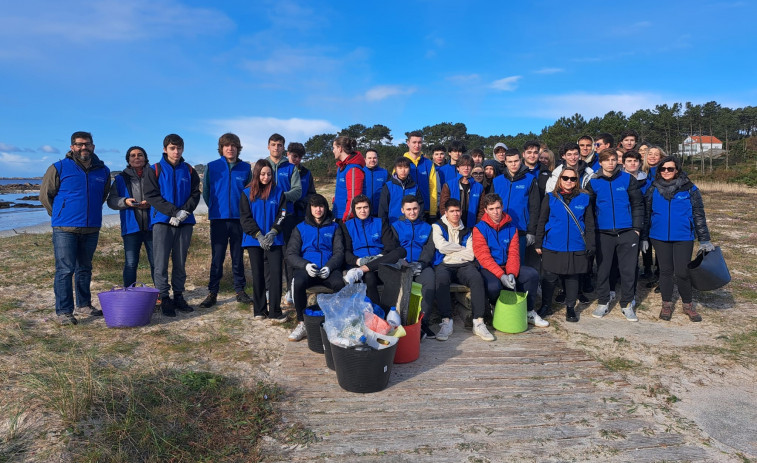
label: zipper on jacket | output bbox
[609,178,616,232]
[228,163,233,218]
[85,169,90,227]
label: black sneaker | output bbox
[577,292,590,304]
[566,306,579,323]
[269,312,288,324]
[537,305,553,318]
[76,305,103,316]
[236,291,253,304]
[199,292,217,308]
[161,297,176,317]
[555,291,566,303]
[421,324,436,340]
[173,294,194,313]
[57,313,78,325]
[581,277,594,294]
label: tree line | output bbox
[301,101,757,178]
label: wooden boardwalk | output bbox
[267,321,714,462]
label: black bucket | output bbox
[304,313,325,354]
[320,323,335,371]
[331,342,398,393]
[688,246,731,291]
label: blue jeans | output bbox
[480,266,540,312]
[52,229,99,315]
[123,230,154,287]
[208,219,246,293]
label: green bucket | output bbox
[492,290,528,334]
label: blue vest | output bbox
[115,174,146,236]
[408,156,434,213]
[385,180,419,223]
[649,186,697,241]
[432,222,471,266]
[438,164,457,185]
[446,175,483,227]
[241,185,286,247]
[589,171,634,231]
[362,166,388,215]
[275,161,296,214]
[297,220,339,267]
[474,220,518,267]
[296,168,313,217]
[150,158,196,226]
[334,163,363,220]
[392,219,432,263]
[345,216,384,258]
[51,157,110,228]
[542,193,590,252]
[492,173,535,232]
[206,158,251,220]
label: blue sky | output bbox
[1,0,754,177]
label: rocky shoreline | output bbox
[0,183,40,193]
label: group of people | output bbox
[42,129,713,342]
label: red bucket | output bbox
[394,313,423,364]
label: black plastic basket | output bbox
[320,324,335,371]
[331,342,398,393]
[304,313,325,353]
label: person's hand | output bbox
[500,273,516,290]
[305,263,319,277]
[699,241,715,253]
[409,261,422,276]
[357,254,382,266]
[168,217,181,227]
[175,210,190,222]
[641,240,649,253]
[125,198,137,207]
[262,231,277,249]
[344,268,364,284]
[137,200,150,209]
[526,234,536,247]
[535,248,542,255]
[318,266,331,279]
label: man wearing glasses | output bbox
[592,133,614,169]
[41,131,111,325]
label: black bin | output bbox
[320,324,335,371]
[304,312,325,354]
[330,342,398,393]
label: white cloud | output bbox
[534,68,564,75]
[526,92,663,119]
[0,152,45,177]
[38,145,59,154]
[206,116,339,161]
[0,143,20,151]
[490,76,522,91]
[364,85,417,102]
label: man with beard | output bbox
[41,131,111,325]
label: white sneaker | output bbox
[288,322,307,342]
[621,300,638,322]
[609,291,616,302]
[436,318,453,341]
[527,310,549,328]
[592,303,610,318]
[286,280,294,304]
[473,319,494,342]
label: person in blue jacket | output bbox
[143,134,201,317]
[535,166,596,323]
[40,131,111,325]
[199,133,253,309]
[586,149,644,322]
[642,157,713,322]
[362,148,387,217]
[378,156,423,222]
[438,154,483,228]
[342,195,407,309]
[240,159,288,322]
[107,146,155,288]
[392,196,437,339]
[285,194,345,341]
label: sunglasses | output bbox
[594,143,603,147]
[561,176,578,182]
[472,172,484,176]
[659,166,677,173]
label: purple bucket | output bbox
[97,283,159,328]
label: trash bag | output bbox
[688,246,731,291]
[318,283,372,348]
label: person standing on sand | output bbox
[41,131,111,325]
[332,135,365,222]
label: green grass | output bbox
[601,357,642,372]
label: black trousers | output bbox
[651,239,694,303]
[596,231,639,306]
[247,246,283,317]
[292,268,345,321]
[209,219,246,293]
[362,270,384,310]
[542,271,580,308]
[434,262,487,319]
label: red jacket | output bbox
[472,211,521,278]
[334,152,366,221]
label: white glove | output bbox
[641,240,649,253]
[699,241,715,252]
[318,266,331,279]
[344,268,364,284]
[526,234,536,247]
[305,263,319,277]
[500,273,516,290]
[168,217,181,227]
[357,254,382,266]
[175,210,190,222]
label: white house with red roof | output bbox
[678,136,723,156]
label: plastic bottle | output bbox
[362,330,398,350]
[386,306,401,328]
